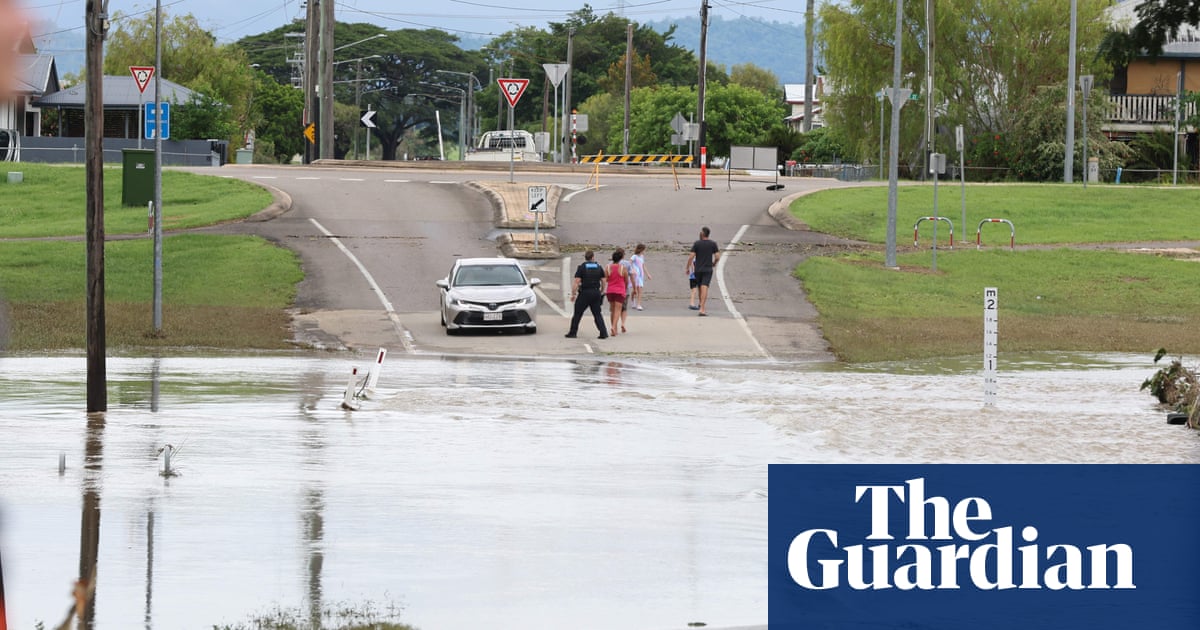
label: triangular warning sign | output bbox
[497,77,530,108]
[130,66,155,94]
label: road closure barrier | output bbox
[580,154,694,164]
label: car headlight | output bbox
[515,295,535,306]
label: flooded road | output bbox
[0,353,1195,629]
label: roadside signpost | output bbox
[497,78,530,183]
[529,185,547,253]
[304,122,316,145]
[360,106,376,159]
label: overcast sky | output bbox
[26,0,803,44]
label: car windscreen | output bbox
[453,264,527,287]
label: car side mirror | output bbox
[436,279,449,290]
[530,278,541,287]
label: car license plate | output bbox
[483,312,502,321]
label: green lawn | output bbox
[0,163,272,238]
[787,183,1200,362]
[1,234,303,351]
[0,164,296,351]
[791,184,1200,245]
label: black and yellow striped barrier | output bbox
[580,154,694,164]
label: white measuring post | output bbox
[984,287,998,407]
[529,185,547,253]
[364,348,387,396]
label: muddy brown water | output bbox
[0,353,1195,629]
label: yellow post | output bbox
[587,150,602,190]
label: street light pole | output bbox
[886,0,904,269]
[1065,0,1078,183]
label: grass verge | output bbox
[795,248,1200,363]
[791,184,1200,245]
[0,163,272,238]
[0,234,303,351]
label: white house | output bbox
[784,78,824,131]
[1,26,58,138]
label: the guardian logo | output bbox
[787,478,1135,591]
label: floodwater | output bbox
[0,353,1195,629]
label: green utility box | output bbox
[121,148,155,207]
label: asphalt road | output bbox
[206,163,865,361]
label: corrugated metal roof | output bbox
[35,75,199,108]
[784,82,821,104]
[17,55,56,96]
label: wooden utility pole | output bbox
[804,0,815,132]
[696,0,710,166]
[320,0,335,160]
[85,0,107,413]
[304,0,318,163]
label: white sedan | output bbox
[436,257,540,335]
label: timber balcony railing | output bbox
[1107,94,1198,126]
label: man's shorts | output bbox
[694,270,714,287]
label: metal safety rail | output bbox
[580,154,694,164]
[975,218,1015,250]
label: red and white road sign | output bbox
[130,66,155,94]
[497,77,530,108]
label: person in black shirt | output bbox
[686,226,721,316]
[565,250,610,338]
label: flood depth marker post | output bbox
[984,287,998,407]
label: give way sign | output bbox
[497,77,530,108]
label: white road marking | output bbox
[429,180,458,185]
[714,224,771,359]
[535,286,570,318]
[295,176,320,180]
[251,176,277,180]
[309,218,414,353]
[339,178,365,182]
[584,343,595,354]
[384,179,410,183]
[563,186,601,203]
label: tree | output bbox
[250,70,304,163]
[819,0,1112,173]
[729,63,781,99]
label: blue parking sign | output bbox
[144,102,170,140]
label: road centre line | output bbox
[339,178,365,182]
[715,224,771,359]
[308,218,414,353]
[251,176,277,180]
[384,179,410,183]
[295,176,321,180]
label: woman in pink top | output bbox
[605,249,629,336]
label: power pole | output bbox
[886,0,905,269]
[624,22,633,155]
[304,0,318,163]
[803,0,814,132]
[696,0,710,166]
[319,0,335,160]
[85,0,108,413]
[152,0,163,333]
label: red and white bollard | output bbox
[697,146,711,190]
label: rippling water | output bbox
[0,353,1194,629]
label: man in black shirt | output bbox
[565,250,609,338]
[686,226,721,316]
